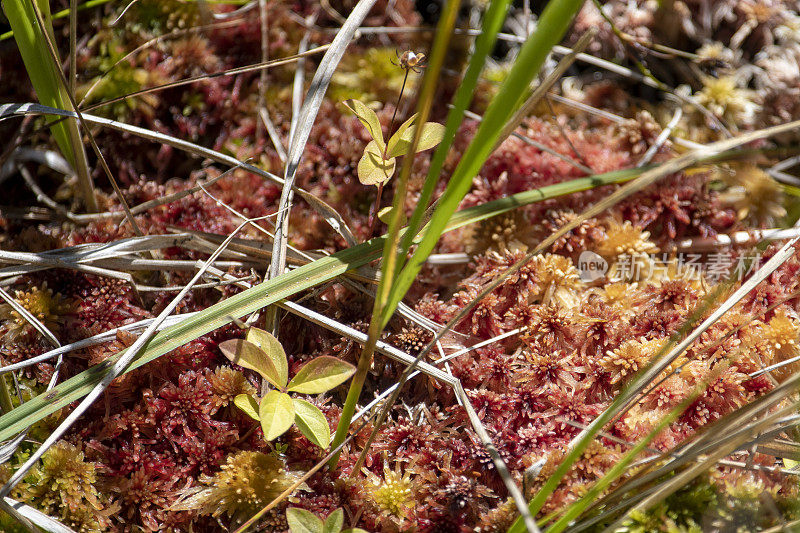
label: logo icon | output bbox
[577,251,608,282]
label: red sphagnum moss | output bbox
[1,0,800,531]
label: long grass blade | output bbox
[384,0,585,327]
[3,0,97,211]
[328,0,463,469]
[399,0,513,257]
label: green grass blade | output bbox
[5,0,70,162]
[328,0,462,468]
[4,0,97,211]
[399,0,512,256]
[1,0,112,41]
[383,0,585,327]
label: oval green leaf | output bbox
[387,121,446,159]
[342,99,385,151]
[218,338,284,389]
[385,112,418,157]
[233,394,260,421]
[287,356,356,394]
[246,327,289,389]
[323,508,344,533]
[357,140,395,186]
[377,205,407,226]
[259,391,295,441]
[293,398,331,449]
[286,507,323,533]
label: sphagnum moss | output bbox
[174,451,303,521]
[3,0,800,530]
[13,442,118,533]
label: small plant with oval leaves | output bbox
[286,507,367,533]
[342,98,445,186]
[219,328,356,448]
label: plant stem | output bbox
[4,0,99,212]
[366,182,385,238]
[328,2,461,470]
[367,68,410,238]
[384,68,410,160]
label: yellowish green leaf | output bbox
[245,327,289,389]
[287,356,356,394]
[218,339,284,389]
[323,508,344,533]
[378,206,406,226]
[293,398,331,448]
[233,394,260,421]
[342,99,385,151]
[286,507,323,533]
[385,113,418,157]
[357,140,395,186]
[386,121,446,158]
[259,391,295,441]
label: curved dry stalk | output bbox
[567,286,800,531]
[0,103,356,245]
[79,18,245,106]
[265,0,375,319]
[81,46,331,114]
[109,0,139,26]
